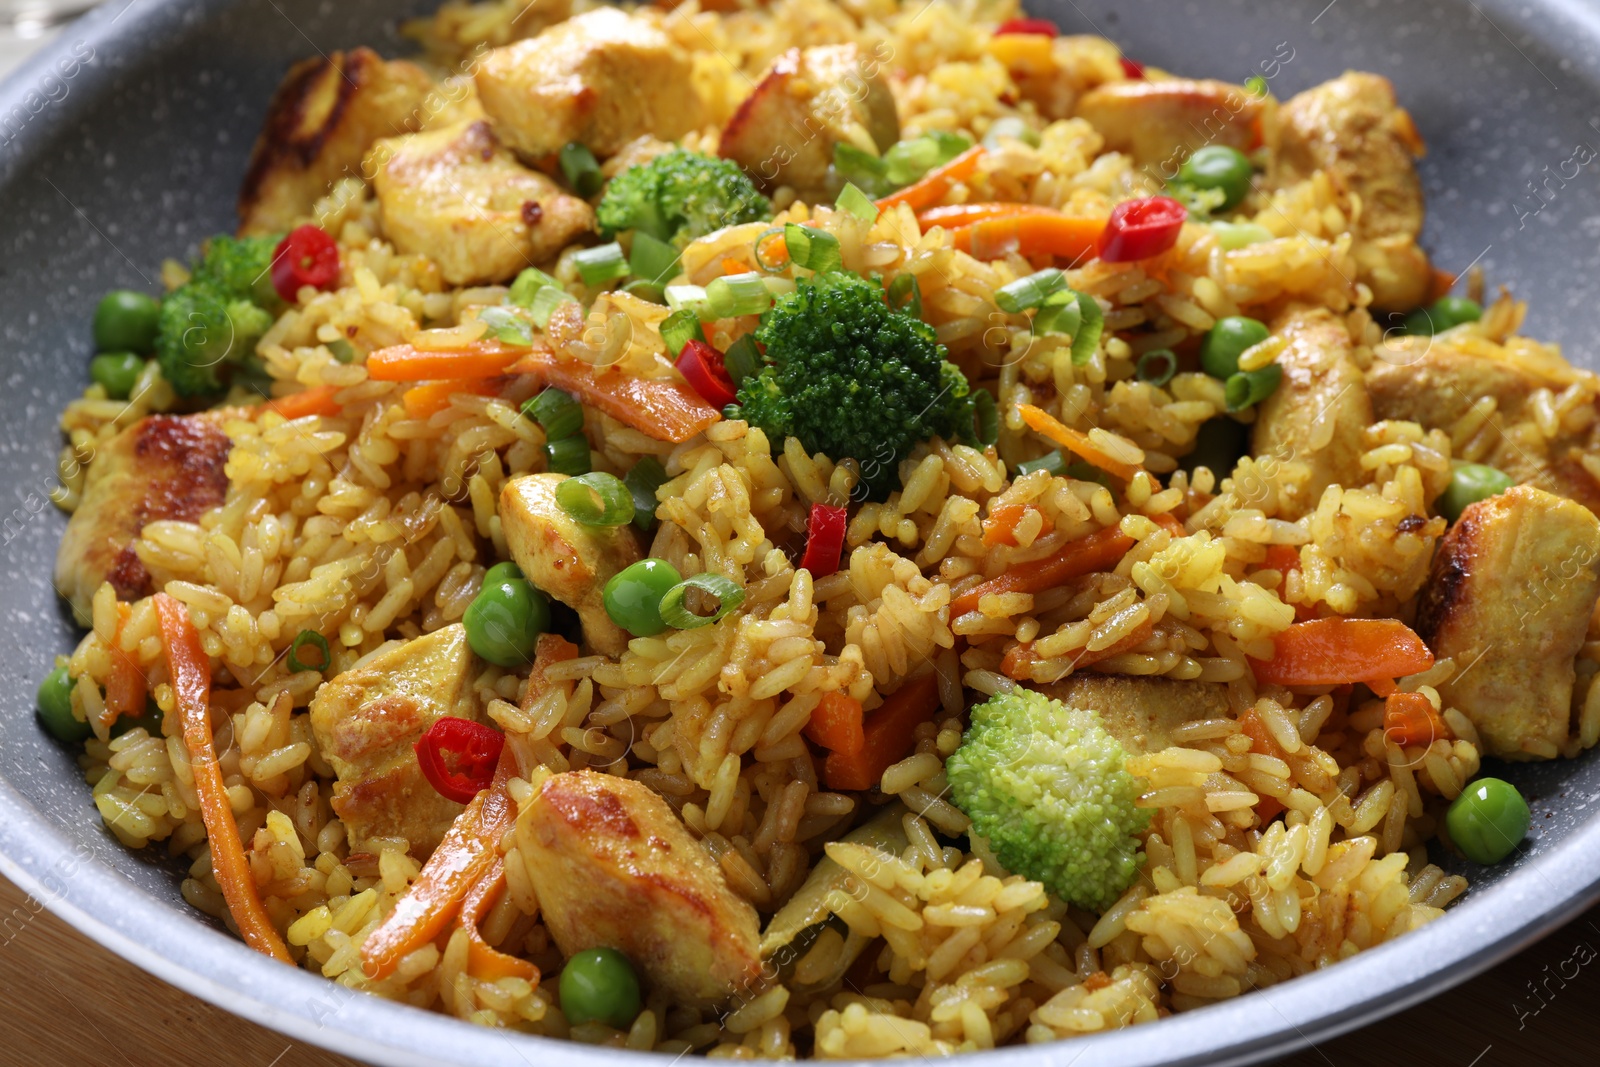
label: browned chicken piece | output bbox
[719,43,900,197]
[238,48,434,236]
[54,412,234,625]
[1416,486,1600,760]
[1367,341,1600,513]
[368,120,595,286]
[500,473,642,655]
[1073,79,1263,179]
[1033,675,1228,755]
[307,624,482,855]
[1251,306,1375,518]
[1268,72,1430,313]
[474,8,705,160]
[515,770,764,1007]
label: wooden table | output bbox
[0,872,1590,1067]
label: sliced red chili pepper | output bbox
[1120,55,1145,79]
[800,502,848,578]
[414,716,505,804]
[1097,195,1187,263]
[271,224,341,302]
[994,16,1058,36]
[676,338,737,408]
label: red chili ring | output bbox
[271,224,341,302]
[1120,56,1145,79]
[1097,195,1187,263]
[414,716,505,804]
[994,17,1059,36]
[677,338,737,408]
[800,502,848,578]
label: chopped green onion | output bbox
[1014,451,1067,477]
[287,630,330,673]
[1033,291,1083,338]
[723,335,762,384]
[996,268,1068,313]
[1244,74,1269,98]
[783,223,843,274]
[555,472,635,526]
[665,284,712,318]
[1065,461,1114,489]
[560,141,603,197]
[326,338,355,363]
[545,435,591,476]
[629,231,680,286]
[888,273,923,319]
[510,267,562,309]
[659,573,745,629]
[1224,364,1283,412]
[522,387,584,440]
[574,242,629,287]
[620,279,665,303]
[973,388,999,447]
[528,285,578,329]
[659,308,705,357]
[1135,348,1178,387]
[1210,220,1274,250]
[478,306,535,346]
[705,272,773,318]
[752,226,788,273]
[833,143,889,195]
[1070,292,1104,366]
[883,131,970,185]
[836,182,879,223]
[624,456,668,530]
[982,116,1041,149]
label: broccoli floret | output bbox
[736,272,979,498]
[596,148,770,246]
[155,283,273,396]
[947,688,1151,912]
[192,233,284,309]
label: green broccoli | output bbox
[154,233,282,396]
[596,148,771,247]
[947,687,1151,912]
[736,271,979,499]
[190,233,284,311]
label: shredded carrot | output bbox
[922,205,1106,264]
[1251,618,1434,688]
[401,378,503,418]
[951,523,1135,618]
[823,672,942,791]
[1017,404,1144,481]
[757,230,790,269]
[876,145,987,213]
[1235,705,1288,822]
[509,347,720,443]
[1262,544,1316,622]
[261,384,342,420]
[1384,691,1450,748]
[101,602,148,732]
[367,340,532,382]
[1367,676,1398,698]
[805,691,865,757]
[153,593,292,964]
[916,202,1063,231]
[720,256,750,276]
[981,503,1053,547]
[457,858,539,982]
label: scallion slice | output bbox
[1224,364,1283,412]
[629,231,680,286]
[1070,292,1104,366]
[982,116,1041,149]
[623,456,668,530]
[1136,348,1178,387]
[888,273,922,319]
[555,471,635,526]
[705,272,773,318]
[833,143,889,194]
[665,284,712,319]
[1014,451,1067,477]
[752,226,788,273]
[521,387,583,440]
[528,284,578,329]
[1033,292,1083,338]
[574,242,629,287]
[659,308,705,357]
[477,306,535,346]
[1210,220,1275,250]
[836,182,879,223]
[559,141,603,197]
[326,338,355,363]
[509,267,562,309]
[722,334,762,385]
[995,268,1068,313]
[287,630,330,673]
[973,388,999,447]
[544,435,591,476]
[783,223,843,274]
[659,573,745,629]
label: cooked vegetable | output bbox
[603,557,683,638]
[1251,617,1434,687]
[263,384,343,420]
[836,131,971,198]
[1200,315,1271,379]
[89,352,145,399]
[1177,145,1254,212]
[783,224,843,273]
[1017,404,1143,481]
[270,225,340,301]
[951,523,1137,617]
[414,716,506,804]
[154,255,276,398]
[993,16,1058,35]
[937,206,1105,262]
[676,339,737,408]
[559,141,603,197]
[457,858,538,982]
[596,148,771,247]
[560,947,642,1028]
[835,182,879,222]
[367,341,528,381]
[287,629,330,673]
[995,268,1068,313]
[1135,348,1177,386]
[705,271,773,318]
[1224,364,1283,411]
[875,144,986,212]
[523,387,585,441]
[1446,777,1529,864]
[574,242,629,287]
[36,665,89,743]
[556,472,636,527]
[509,346,722,444]
[947,687,1150,910]
[1210,220,1274,249]
[659,573,744,629]
[1403,295,1482,336]
[464,561,551,667]
[93,290,160,353]
[1097,195,1186,262]
[823,672,941,791]
[800,502,848,578]
[804,691,865,755]
[1383,690,1449,748]
[545,435,592,476]
[623,457,667,529]
[1437,462,1514,522]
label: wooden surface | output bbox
[0,870,1591,1067]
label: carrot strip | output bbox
[876,145,987,213]
[1017,404,1144,481]
[1250,618,1434,688]
[982,503,1054,547]
[509,347,720,443]
[823,672,942,791]
[720,256,750,276]
[152,593,292,964]
[805,691,865,757]
[457,858,539,982]
[922,205,1106,264]
[757,230,790,269]
[916,202,1063,230]
[261,384,342,420]
[401,378,503,418]
[1384,691,1450,748]
[101,603,148,732]
[367,341,532,382]
[951,523,1135,617]
[1367,676,1398,698]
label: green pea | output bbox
[37,666,90,744]
[1178,145,1254,212]
[464,570,551,667]
[1436,462,1514,522]
[482,561,524,588]
[93,290,160,353]
[90,352,145,400]
[559,947,642,1028]
[1200,316,1270,380]
[603,558,683,638]
[1446,777,1529,864]
[1403,295,1482,336]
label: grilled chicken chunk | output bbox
[308,624,482,855]
[500,473,641,656]
[720,43,900,197]
[1034,675,1229,755]
[1416,486,1600,759]
[1073,79,1263,178]
[54,412,234,625]
[1268,72,1430,312]
[368,119,595,286]
[515,770,763,1007]
[1251,306,1374,518]
[474,8,705,160]
[238,48,434,236]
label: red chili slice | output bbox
[1120,56,1145,79]
[1097,195,1187,263]
[414,716,505,804]
[994,17,1058,36]
[271,225,341,302]
[676,338,737,408]
[800,502,848,578]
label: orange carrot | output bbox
[824,672,942,791]
[1262,544,1317,622]
[720,256,750,276]
[757,230,790,270]
[1367,676,1398,698]
[402,378,503,418]
[457,858,539,982]
[366,340,533,382]
[509,347,720,443]
[876,145,987,213]
[153,593,292,964]
[1384,691,1450,748]
[951,523,1135,617]
[1428,267,1458,303]
[981,503,1053,547]
[916,202,1064,230]
[1017,404,1144,481]
[100,603,148,733]
[1251,618,1434,688]
[922,205,1106,264]
[805,692,865,757]
[261,384,343,420]
[1236,705,1288,822]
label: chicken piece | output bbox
[368,119,595,286]
[1268,72,1430,312]
[474,8,705,160]
[238,48,434,236]
[1034,675,1229,755]
[720,44,900,197]
[1073,79,1263,179]
[54,412,234,625]
[307,624,483,854]
[515,770,763,1007]
[1366,342,1600,514]
[1251,306,1374,518]
[499,473,641,655]
[1415,486,1600,759]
